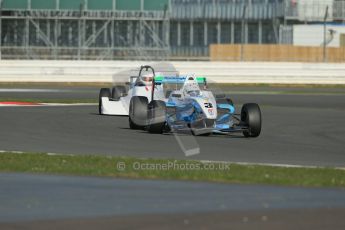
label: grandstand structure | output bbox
[0,0,344,60]
[0,0,170,60]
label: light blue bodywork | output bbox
[156,75,244,134]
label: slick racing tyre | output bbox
[112,86,126,101]
[99,88,111,115]
[129,96,148,130]
[241,103,262,138]
[147,100,166,134]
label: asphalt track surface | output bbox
[1,173,345,230]
[1,87,345,167]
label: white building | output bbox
[293,24,345,47]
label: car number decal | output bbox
[204,103,213,108]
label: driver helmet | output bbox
[141,73,154,86]
[184,80,201,97]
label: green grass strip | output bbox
[1,152,345,188]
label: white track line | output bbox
[0,89,72,93]
[0,103,97,107]
[40,103,97,106]
[200,160,345,170]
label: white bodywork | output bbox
[101,97,129,115]
[101,79,165,116]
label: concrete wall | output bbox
[0,60,345,84]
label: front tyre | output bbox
[241,103,261,138]
[99,88,111,115]
[147,100,166,134]
[129,96,148,130]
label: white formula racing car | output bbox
[99,65,165,116]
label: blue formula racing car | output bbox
[128,67,261,137]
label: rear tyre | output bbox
[129,96,148,130]
[147,100,166,134]
[99,88,111,115]
[112,86,126,100]
[241,103,261,138]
